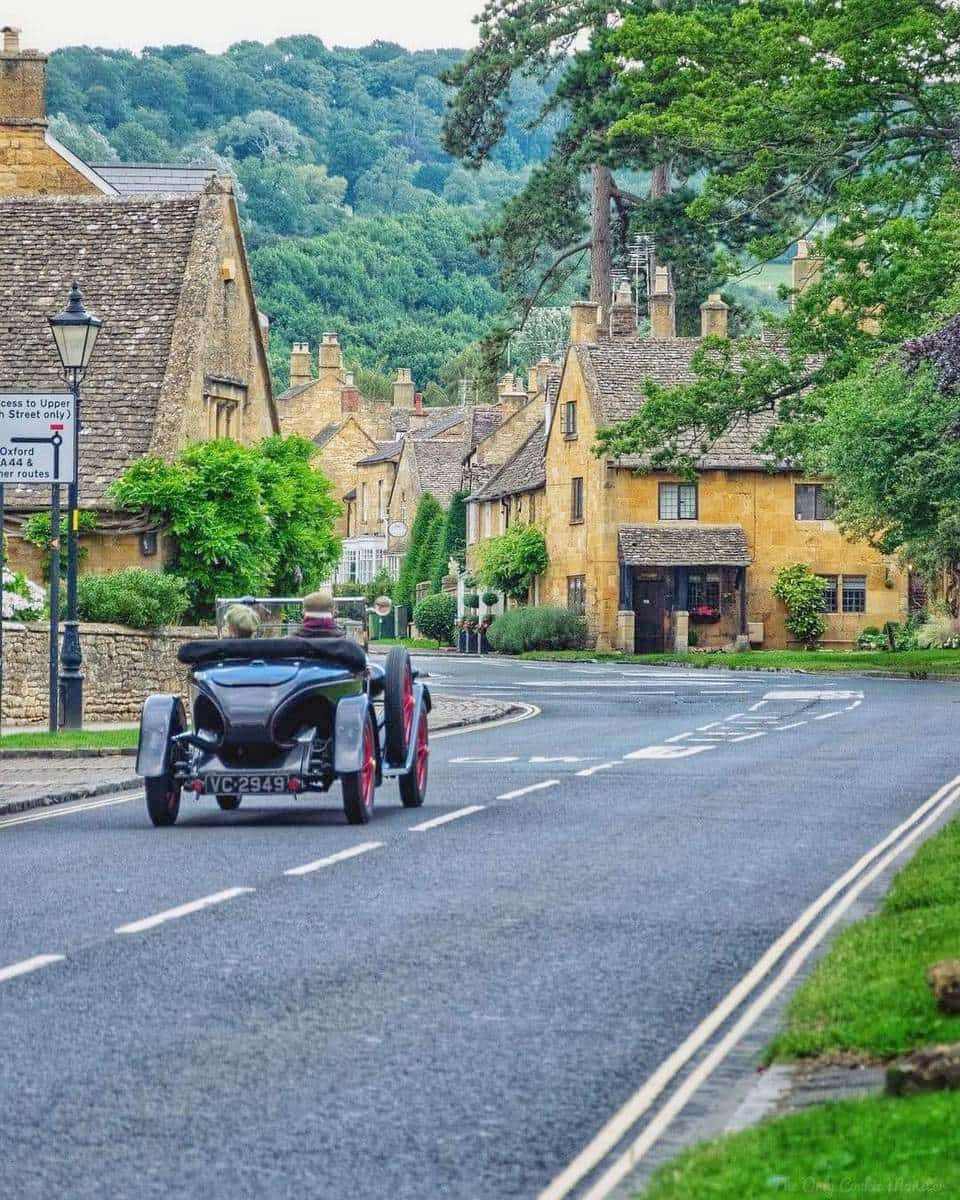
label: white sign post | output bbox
[0,392,77,485]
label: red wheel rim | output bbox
[401,665,415,745]
[415,709,429,792]
[360,718,376,810]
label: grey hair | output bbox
[224,604,260,638]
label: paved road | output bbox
[1,657,957,1199]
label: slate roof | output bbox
[618,524,751,566]
[411,407,466,439]
[574,339,780,471]
[313,422,344,449]
[357,441,402,466]
[91,163,219,195]
[467,405,504,447]
[410,438,467,505]
[278,380,313,402]
[0,193,216,506]
[471,424,546,502]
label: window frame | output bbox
[567,574,586,616]
[818,574,839,614]
[562,400,578,439]
[795,483,836,521]
[570,476,585,523]
[658,482,698,521]
[841,574,867,614]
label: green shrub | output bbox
[856,625,886,650]
[477,524,549,602]
[395,492,442,608]
[771,563,827,648]
[23,510,99,580]
[487,606,588,654]
[917,615,960,649]
[76,569,190,630]
[463,592,480,610]
[363,568,394,606]
[413,592,457,646]
[481,591,499,608]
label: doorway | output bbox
[633,576,666,653]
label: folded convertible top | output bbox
[178,637,367,673]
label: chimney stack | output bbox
[0,27,47,125]
[649,266,676,338]
[791,240,824,304]
[700,292,729,339]
[392,367,415,409]
[340,374,360,414]
[414,391,424,414]
[569,301,600,345]
[610,280,637,338]
[289,342,312,388]
[317,332,344,391]
[498,372,528,416]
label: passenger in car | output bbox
[295,588,344,639]
[223,604,260,639]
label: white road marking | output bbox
[285,842,383,875]
[747,701,767,712]
[431,703,540,739]
[775,720,807,730]
[497,779,560,800]
[538,772,960,1200]
[764,689,863,701]
[624,745,713,760]
[576,762,619,778]
[409,806,486,832]
[0,954,65,984]
[115,887,254,934]
[813,710,844,720]
[0,791,139,831]
[449,756,519,764]
[724,713,746,721]
[845,699,863,710]
[531,756,590,764]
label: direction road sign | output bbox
[0,392,76,485]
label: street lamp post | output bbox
[48,281,102,730]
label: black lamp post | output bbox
[49,281,102,730]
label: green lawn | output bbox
[0,728,139,752]
[767,815,960,1062]
[369,637,451,651]
[517,648,960,677]
[638,1090,960,1198]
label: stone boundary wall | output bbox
[2,623,212,725]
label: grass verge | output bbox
[638,1090,960,1198]
[0,728,139,751]
[369,638,451,651]
[517,648,960,677]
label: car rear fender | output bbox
[137,694,186,778]
[334,694,372,776]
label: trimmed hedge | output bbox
[413,592,457,646]
[77,569,190,630]
[486,606,588,654]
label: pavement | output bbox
[1,655,959,1199]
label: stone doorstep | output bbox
[0,698,521,819]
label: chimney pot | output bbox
[700,291,729,339]
[289,341,312,388]
[610,281,637,338]
[392,368,415,409]
[2,26,20,53]
[569,301,600,345]
[648,266,676,339]
[414,391,424,413]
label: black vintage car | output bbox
[136,643,430,827]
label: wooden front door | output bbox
[634,577,666,653]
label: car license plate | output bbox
[205,774,288,795]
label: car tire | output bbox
[399,706,429,808]
[342,711,377,825]
[384,646,414,767]
[216,795,241,811]
[146,776,181,827]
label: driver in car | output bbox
[295,588,344,639]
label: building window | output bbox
[562,401,578,438]
[842,575,867,613]
[361,482,368,523]
[571,476,584,522]
[659,483,698,520]
[688,572,721,611]
[819,575,838,613]
[567,575,586,615]
[795,483,835,521]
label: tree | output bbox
[413,592,457,647]
[431,491,468,591]
[771,564,827,649]
[477,524,549,602]
[395,493,443,608]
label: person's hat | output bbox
[303,588,334,618]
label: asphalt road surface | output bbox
[2,656,958,1200]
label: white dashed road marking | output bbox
[285,842,383,876]
[409,806,486,832]
[497,780,560,800]
[764,689,863,701]
[449,756,519,764]
[0,954,65,984]
[624,745,714,760]
[115,887,255,934]
[576,763,619,778]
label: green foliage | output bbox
[481,591,499,609]
[2,568,44,621]
[363,568,394,606]
[463,593,480,611]
[22,510,99,580]
[477,524,549,602]
[917,616,960,650]
[76,569,190,630]
[394,493,443,608]
[486,606,587,654]
[420,512,447,596]
[771,564,827,649]
[430,491,468,591]
[412,592,457,647]
[109,436,340,616]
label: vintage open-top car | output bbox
[136,640,430,827]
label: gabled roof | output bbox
[409,438,466,506]
[411,407,466,439]
[573,339,779,471]
[90,163,219,196]
[471,423,546,502]
[467,405,504,447]
[618,524,751,567]
[357,441,402,466]
[313,422,343,449]
[279,380,314,402]
[0,192,246,506]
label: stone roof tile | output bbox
[357,440,402,466]
[618,524,751,566]
[411,439,465,505]
[472,424,545,501]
